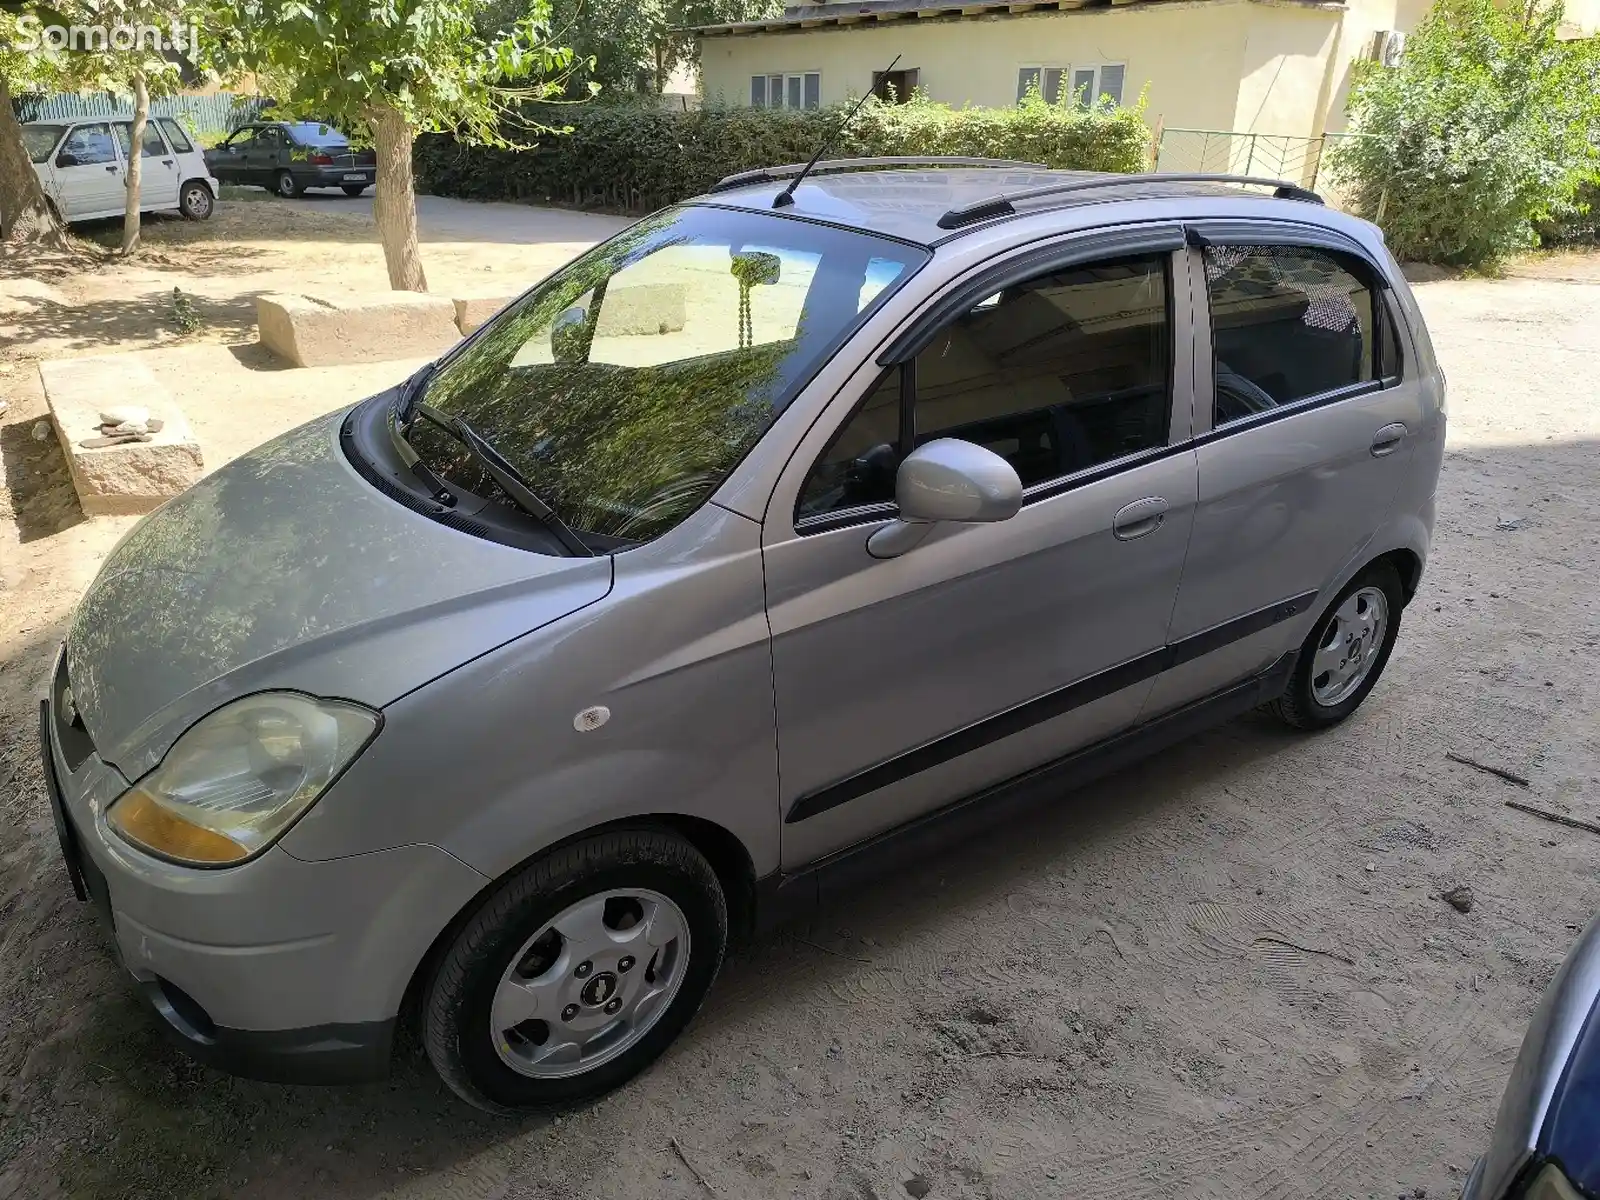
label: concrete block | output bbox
[451,293,517,336]
[597,283,686,335]
[256,291,461,367]
[39,356,204,516]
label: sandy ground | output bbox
[1,198,1598,1200]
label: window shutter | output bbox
[1042,67,1065,105]
[751,76,767,106]
[1016,67,1041,103]
[1099,63,1126,105]
[804,72,821,108]
[1072,67,1096,106]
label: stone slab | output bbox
[598,282,686,335]
[256,291,462,367]
[39,356,204,516]
[451,293,517,336]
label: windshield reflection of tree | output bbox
[418,214,824,543]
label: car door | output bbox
[209,127,250,182]
[763,228,1200,869]
[248,126,286,184]
[1141,225,1427,718]
[114,121,180,210]
[51,123,125,219]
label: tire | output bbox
[274,170,301,199]
[341,184,368,197]
[422,829,727,1114]
[1271,561,1404,731]
[178,181,213,221]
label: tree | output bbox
[479,0,781,97]
[1328,0,1600,266]
[0,5,73,248]
[207,0,577,292]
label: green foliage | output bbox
[1328,0,1600,266]
[201,0,575,145]
[415,91,1152,212]
[479,0,782,96]
[170,285,201,334]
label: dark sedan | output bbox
[1465,913,1600,1199]
[205,122,376,198]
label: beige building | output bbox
[695,0,1600,141]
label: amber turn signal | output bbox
[108,789,249,865]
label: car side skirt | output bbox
[752,650,1297,933]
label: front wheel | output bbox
[1270,561,1404,731]
[274,170,301,199]
[341,183,368,197]
[178,181,213,221]
[422,829,727,1113]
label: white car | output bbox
[24,117,220,223]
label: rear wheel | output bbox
[274,170,300,199]
[341,183,368,197]
[1271,561,1404,730]
[422,829,727,1113]
[178,181,213,221]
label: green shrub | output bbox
[1328,0,1600,267]
[414,92,1151,212]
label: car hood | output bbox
[66,406,612,778]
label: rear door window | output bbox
[157,118,194,153]
[1203,244,1379,428]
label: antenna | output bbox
[773,53,902,209]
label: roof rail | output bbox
[936,172,1324,230]
[711,156,1049,193]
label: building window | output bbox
[872,67,920,103]
[1017,63,1125,107]
[751,72,821,109]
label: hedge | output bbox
[414,94,1152,213]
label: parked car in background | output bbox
[41,161,1444,1113]
[204,122,377,198]
[1463,914,1600,1199]
[24,118,217,223]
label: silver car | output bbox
[40,160,1444,1112]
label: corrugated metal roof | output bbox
[692,0,1201,36]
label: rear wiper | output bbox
[411,402,594,557]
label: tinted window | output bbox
[58,124,117,166]
[916,253,1170,484]
[158,118,194,153]
[414,206,927,544]
[288,123,348,147]
[1204,244,1377,427]
[24,125,66,163]
[225,128,256,149]
[114,122,168,158]
[799,253,1172,517]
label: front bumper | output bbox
[39,670,489,1084]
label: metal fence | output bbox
[13,91,263,139]
[1154,127,1365,190]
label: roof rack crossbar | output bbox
[712,156,1048,193]
[936,172,1324,230]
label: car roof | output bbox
[692,166,1336,247]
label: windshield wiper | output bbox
[411,402,594,557]
[395,360,436,427]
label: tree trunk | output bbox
[369,103,427,292]
[121,72,148,255]
[0,75,72,249]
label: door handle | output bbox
[1370,422,1408,457]
[104,164,119,172]
[1112,496,1169,541]
[161,158,173,167]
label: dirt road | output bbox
[1,203,1597,1200]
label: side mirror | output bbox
[550,306,588,363]
[866,438,1023,559]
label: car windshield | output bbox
[411,205,927,544]
[288,123,347,147]
[24,125,66,163]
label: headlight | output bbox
[106,692,378,867]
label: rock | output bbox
[32,419,51,441]
[904,1176,933,1198]
[0,399,9,417]
[147,417,164,433]
[99,404,150,427]
[1443,886,1474,913]
[1364,862,1377,873]
[103,420,149,436]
